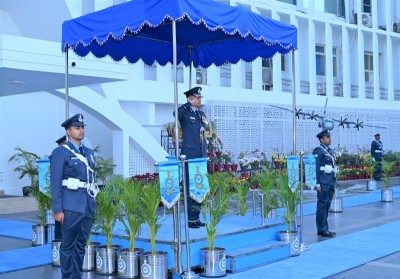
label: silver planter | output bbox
[367,180,377,191]
[140,251,168,279]
[329,197,343,213]
[46,224,54,243]
[51,239,62,267]
[83,242,100,271]
[45,209,55,225]
[381,189,393,202]
[200,247,227,278]
[96,245,121,274]
[32,224,49,246]
[117,248,143,278]
[276,231,300,257]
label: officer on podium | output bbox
[50,114,98,279]
[313,129,337,238]
[174,86,208,229]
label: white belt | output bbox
[62,179,87,189]
[374,150,382,153]
[319,166,331,171]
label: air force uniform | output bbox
[371,133,383,180]
[313,130,337,237]
[50,114,97,279]
[173,87,208,226]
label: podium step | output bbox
[226,240,289,273]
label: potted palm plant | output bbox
[140,181,168,279]
[366,160,378,191]
[96,175,122,275]
[31,188,52,246]
[117,178,144,278]
[200,172,233,278]
[381,160,394,202]
[276,174,301,257]
[329,166,343,213]
[8,146,40,196]
[232,175,249,216]
[254,168,279,220]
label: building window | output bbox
[171,64,184,83]
[316,45,326,76]
[364,52,373,83]
[220,63,231,87]
[262,59,273,91]
[363,0,371,13]
[333,47,338,78]
[281,55,287,71]
[325,0,345,17]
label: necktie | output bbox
[79,146,84,155]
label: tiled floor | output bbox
[0,194,399,278]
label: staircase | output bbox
[0,197,38,214]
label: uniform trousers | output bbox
[60,201,94,279]
[316,183,335,232]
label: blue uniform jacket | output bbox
[50,141,96,214]
[174,102,207,159]
[371,140,383,161]
[313,144,336,186]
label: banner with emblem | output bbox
[158,160,181,209]
[38,158,51,193]
[286,156,300,192]
[187,158,210,203]
[303,155,317,189]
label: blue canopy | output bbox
[62,0,297,68]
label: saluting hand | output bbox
[54,212,64,224]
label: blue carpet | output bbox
[228,220,400,279]
[0,244,51,274]
[0,219,34,240]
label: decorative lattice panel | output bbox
[205,100,400,161]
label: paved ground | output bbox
[0,187,399,278]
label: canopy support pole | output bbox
[291,50,296,155]
[172,20,184,276]
[189,46,193,89]
[65,48,70,119]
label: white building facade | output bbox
[0,0,399,195]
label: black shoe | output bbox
[328,231,336,235]
[188,222,200,229]
[195,221,206,227]
[317,231,334,237]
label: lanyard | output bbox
[375,140,383,149]
[318,145,336,167]
[63,145,95,183]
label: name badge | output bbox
[190,117,196,120]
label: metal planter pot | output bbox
[117,248,144,278]
[329,197,343,213]
[83,242,100,271]
[51,239,62,267]
[32,224,49,246]
[96,245,121,275]
[45,209,55,225]
[140,251,168,279]
[367,180,377,191]
[381,189,393,202]
[46,224,54,244]
[200,247,227,278]
[276,231,300,257]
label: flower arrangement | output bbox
[221,152,232,164]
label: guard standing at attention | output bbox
[53,135,67,240]
[371,133,384,181]
[174,86,208,229]
[313,129,337,238]
[50,114,98,279]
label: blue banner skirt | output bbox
[37,159,50,193]
[303,155,317,189]
[187,158,210,203]
[286,156,300,192]
[158,160,181,209]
